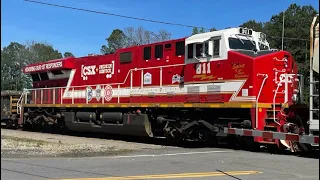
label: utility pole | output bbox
[281,10,285,50]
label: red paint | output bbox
[285,134,300,141]
[228,129,236,134]
[243,130,253,136]
[24,51,297,105]
[23,57,75,73]
[262,132,274,139]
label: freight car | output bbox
[3,26,318,152]
[1,90,22,129]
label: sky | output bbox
[1,0,319,57]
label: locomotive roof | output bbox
[185,28,236,44]
[22,26,265,74]
[47,57,74,62]
[23,57,76,74]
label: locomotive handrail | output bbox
[23,63,186,91]
[272,73,298,125]
[256,73,268,129]
[273,57,288,62]
[23,63,186,105]
[273,76,284,126]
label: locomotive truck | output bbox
[2,16,318,153]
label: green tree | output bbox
[101,29,127,54]
[240,20,264,32]
[263,4,318,101]
[26,41,63,64]
[264,5,317,68]
[1,42,31,90]
[64,52,74,58]
[100,45,113,55]
[192,27,199,35]
[192,27,216,35]
[1,41,64,91]
[199,27,205,33]
[210,27,217,32]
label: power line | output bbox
[25,0,310,42]
[24,0,209,30]
[270,36,309,41]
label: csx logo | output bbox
[81,65,96,80]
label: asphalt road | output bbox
[1,147,319,180]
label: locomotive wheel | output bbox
[236,120,260,151]
[188,126,214,142]
[267,144,281,154]
[225,135,241,150]
[240,137,260,152]
[52,119,69,134]
[22,122,33,131]
[165,128,183,144]
[5,119,14,129]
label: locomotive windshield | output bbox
[228,37,256,51]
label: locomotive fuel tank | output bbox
[63,111,153,137]
[75,112,96,122]
[100,112,123,123]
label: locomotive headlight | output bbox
[239,27,253,35]
[243,28,248,35]
[239,27,243,34]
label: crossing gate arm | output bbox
[224,128,319,145]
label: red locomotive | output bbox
[6,26,318,152]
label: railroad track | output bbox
[1,124,318,159]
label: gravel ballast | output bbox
[1,129,164,158]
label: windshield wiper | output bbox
[243,35,256,47]
[235,34,244,44]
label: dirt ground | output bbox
[1,129,165,158]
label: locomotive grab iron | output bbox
[2,16,319,153]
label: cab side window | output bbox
[213,38,220,56]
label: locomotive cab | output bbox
[184,27,271,65]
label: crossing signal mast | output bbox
[309,14,319,137]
